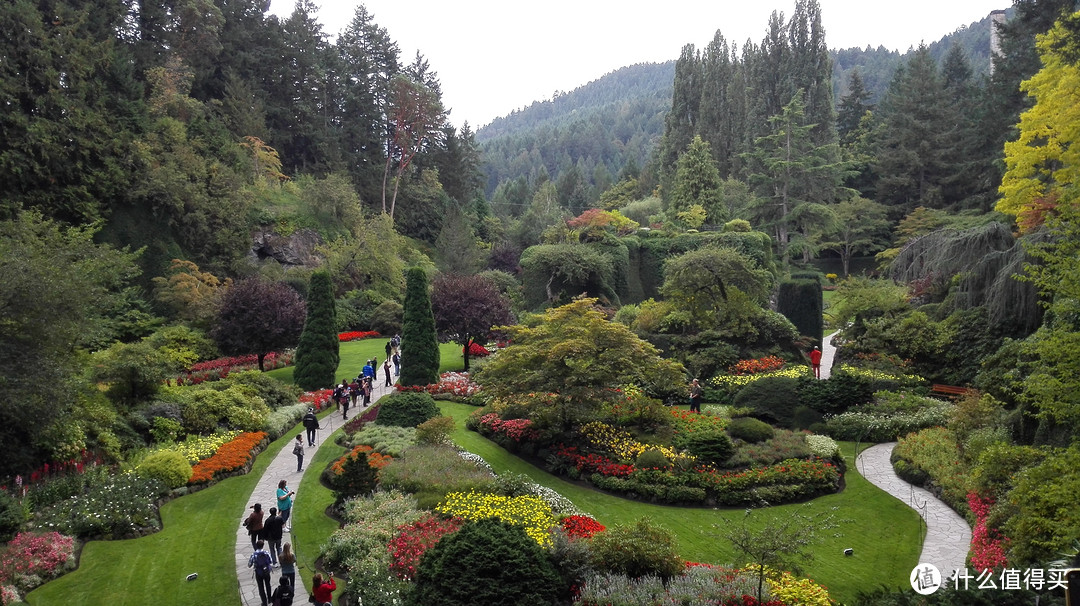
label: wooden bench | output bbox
[931,384,975,399]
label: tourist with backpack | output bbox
[301,408,319,447]
[270,575,294,606]
[248,539,274,606]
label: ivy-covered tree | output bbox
[430,273,513,371]
[660,247,775,332]
[212,279,306,371]
[400,267,440,386]
[293,271,339,390]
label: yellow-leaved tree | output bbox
[998,13,1080,232]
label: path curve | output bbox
[856,442,971,576]
[236,371,398,606]
[819,329,840,379]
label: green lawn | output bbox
[438,401,922,603]
[267,339,466,385]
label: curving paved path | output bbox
[819,329,840,379]
[856,442,971,576]
[235,372,398,606]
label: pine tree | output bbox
[836,69,872,146]
[293,272,339,390]
[776,279,823,347]
[400,267,440,387]
[671,136,725,224]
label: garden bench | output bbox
[930,384,974,399]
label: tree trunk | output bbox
[463,337,471,371]
[258,353,265,372]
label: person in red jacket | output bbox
[809,346,823,379]
[311,572,336,606]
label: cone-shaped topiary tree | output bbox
[293,271,339,390]
[400,267,440,386]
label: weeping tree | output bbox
[400,267,440,386]
[293,271,339,390]
[889,222,1044,333]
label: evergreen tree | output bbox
[699,32,738,178]
[400,267,440,387]
[836,69,872,146]
[776,279,823,347]
[659,44,703,175]
[670,136,725,224]
[293,271,339,390]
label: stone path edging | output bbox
[235,370,399,606]
[856,442,972,576]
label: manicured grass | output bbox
[437,401,923,603]
[292,424,348,605]
[267,339,466,385]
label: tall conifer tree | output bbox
[400,267,440,387]
[293,272,339,390]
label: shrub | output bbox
[348,424,416,457]
[824,399,953,442]
[375,392,440,428]
[377,445,496,508]
[733,376,801,426]
[634,449,671,470]
[0,531,76,590]
[322,491,424,571]
[222,370,301,410]
[387,515,463,581]
[804,434,839,459]
[796,372,875,414]
[408,518,561,606]
[0,492,26,542]
[415,416,455,445]
[681,431,734,466]
[327,445,387,502]
[893,427,967,511]
[588,517,685,580]
[727,417,775,443]
[577,566,774,606]
[726,429,813,469]
[263,403,307,439]
[135,450,193,489]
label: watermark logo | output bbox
[911,563,942,595]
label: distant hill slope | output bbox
[476,62,675,197]
[479,11,1001,200]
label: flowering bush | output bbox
[396,372,481,398]
[175,351,292,385]
[709,367,810,394]
[559,515,605,539]
[551,444,635,478]
[387,515,463,580]
[29,473,168,539]
[435,491,556,547]
[580,421,690,466]
[824,400,953,442]
[329,445,394,477]
[477,413,538,443]
[758,564,836,606]
[728,356,786,376]
[670,408,730,443]
[152,430,241,463]
[690,459,841,505]
[188,432,266,484]
[968,492,1009,572]
[805,434,839,459]
[578,565,785,606]
[834,364,923,387]
[299,388,334,412]
[0,532,75,590]
[463,341,490,357]
[338,330,382,342]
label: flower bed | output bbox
[329,445,394,477]
[175,351,292,385]
[188,432,267,485]
[463,341,490,357]
[339,330,382,342]
[29,473,168,539]
[968,492,1009,572]
[153,431,242,464]
[551,444,635,478]
[559,514,605,539]
[387,515,463,581]
[395,372,481,398]
[728,356,785,376]
[477,414,538,443]
[300,388,335,411]
[580,421,688,465]
[708,367,810,395]
[0,531,76,602]
[435,491,556,547]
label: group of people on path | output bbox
[242,479,297,606]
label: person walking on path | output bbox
[248,539,274,606]
[243,503,265,549]
[263,507,284,564]
[270,576,294,606]
[688,378,703,413]
[385,340,393,361]
[277,479,295,531]
[278,542,297,588]
[809,346,823,379]
[383,358,392,387]
[301,408,319,447]
[392,351,401,376]
[292,435,304,472]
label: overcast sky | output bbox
[269,0,1008,129]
